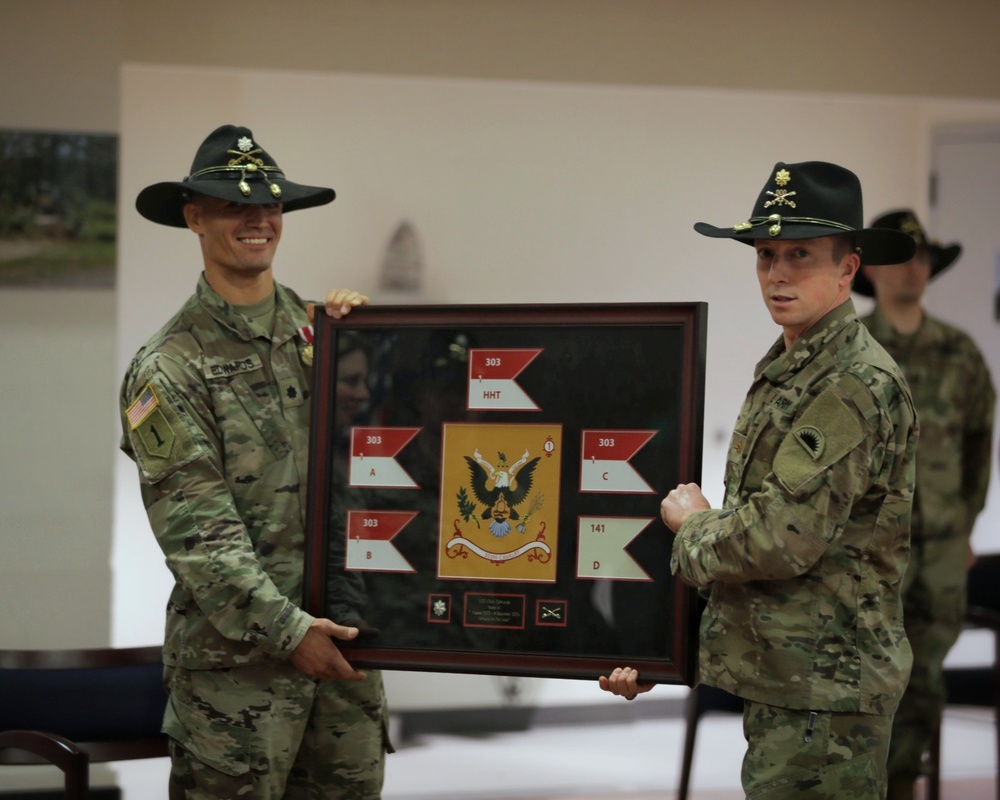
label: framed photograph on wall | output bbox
[304,302,707,685]
[0,129,117,288]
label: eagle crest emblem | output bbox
[464,449,541,537]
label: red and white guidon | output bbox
[348,427,421,488]
[579,430,656,494]
[468,349,541,411]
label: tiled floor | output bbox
[382,706,997,800]
[6,701,994,798]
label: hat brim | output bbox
[931,243,961,273]
[694,221,916,267]
[136,177,335,228]
[851,241,962,297]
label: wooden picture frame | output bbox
[305,303,707,685]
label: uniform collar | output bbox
[757,299,857,385]
[195,273,302,344]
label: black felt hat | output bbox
[694,161,916,266]
[851,209,962,297]
[135,125,335,228]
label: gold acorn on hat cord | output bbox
[232,159,282,199]
[730,214,784,236]
[731,213,855,238]
[228,139,283,200]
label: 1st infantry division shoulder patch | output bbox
[126,383,175,459]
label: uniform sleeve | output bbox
[672,377,883,587]
[961,345,995,526]
[120,351,313,657]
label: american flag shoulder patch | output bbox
[126,384,159,430]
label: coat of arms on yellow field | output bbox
[439,422,562,582]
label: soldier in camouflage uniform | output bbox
[602,162,919,799]
[854,210,995,800]
[120,125,390,800]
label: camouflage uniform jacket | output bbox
[120,275,320,668]
[672,300,918,715]
[861,307,994,542]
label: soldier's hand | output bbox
[661,482,711,533]
[306,289,370,322]
[325,288,370,319]
[598,666,654,701]
[290,618,367,682]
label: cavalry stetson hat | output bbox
[851,208,962,297]
[694,161,916,266]
[135,124,335,228]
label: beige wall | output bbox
[7,0,1000,140]
[115,0,1000,99]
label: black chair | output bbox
[0,645,170,798]
[676,683,744,800]
[0,729,88,799]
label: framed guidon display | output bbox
[304,302,707,685]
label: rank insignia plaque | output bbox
[305,303,706,685]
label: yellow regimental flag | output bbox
[439,422,562,582]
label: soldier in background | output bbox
[854,210,995,800]
[602,161,919,799]
[120,125,389,799]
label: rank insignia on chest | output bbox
[280,376,305,409]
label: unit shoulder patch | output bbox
[774,389,865,494]
[124,380,205,483]
[134,407,175,459]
